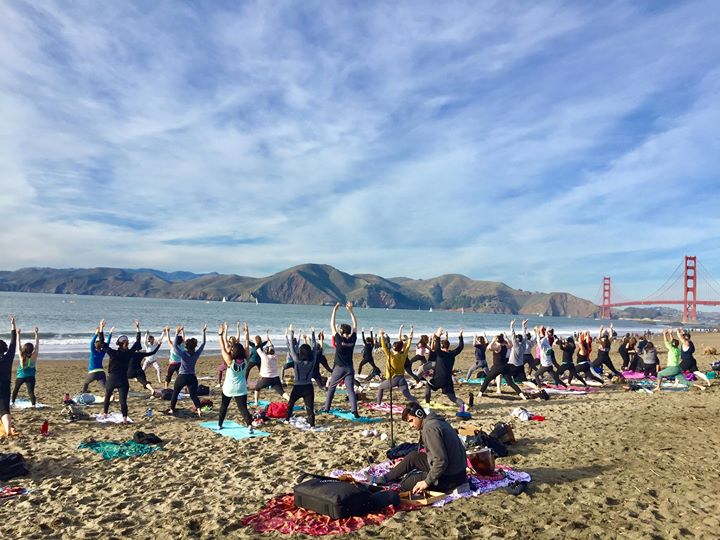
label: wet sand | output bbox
[1,333,720,539]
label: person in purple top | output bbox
[165,324,207,417]
[321,302,360,418]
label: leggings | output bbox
[523,354,538,376]
[466,359,488,380]
[575,362,604,384]
[404,355,425,383]
[377,375,417,404]
[323,366,358,413]
[0,380,10,416]
[643,364,658,377]
[478,363,523,395]
[592,355,621,378]
[534,365,567,387]
[171,373,201,410]
[217,362,227,385]
[508,364,527,383]
[142,358,162,383]
[286,383,315,426]
[555,363,586,386]
[11,377,36,405]
[386,450,467,493]
[128,368,151,390]
[424,380,463,407]
[254,376,285,396]
[165,362,181,384]
[357,356,379,375]
[82,371,106,393]
[218,393,252,428]
[657,365,689,386]
[103,374,130,417]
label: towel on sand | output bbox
[362,402,405,415]
[240,462,531,535]
[94,413,133,424]
[78,440,161,460]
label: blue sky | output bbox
[1,1,720,303]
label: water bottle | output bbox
[146,408,153,418]
[40,420,49,435]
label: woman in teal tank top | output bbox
[218,322,254,432]
[11,326,39,407]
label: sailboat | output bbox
[255,298,259,305]
[461,307,464,314]
[222,297,227,303]
[429,307,433,313]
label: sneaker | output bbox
[352,411,360,419]
[248,426,254,434]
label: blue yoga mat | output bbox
[325,409,383,423]
[199,420,270,440]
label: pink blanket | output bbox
[362,402,405,414]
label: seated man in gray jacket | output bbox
[373,402,467,493]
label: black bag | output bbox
[0,453,29,481]
[133,431,163,445]
[197,384,210,396]
[294,474,372,519]
[489,422,515,445]
[386,442,419,460]
[161,389,173,401]
[465,431,508,457]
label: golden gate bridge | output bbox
[599,256,720,323]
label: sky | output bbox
[1,0,720,303]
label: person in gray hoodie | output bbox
[372,402,467,494]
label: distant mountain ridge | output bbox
[0,264,599,317]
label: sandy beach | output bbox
[1,334,720,540]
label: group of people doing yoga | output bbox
[2,307,713,435]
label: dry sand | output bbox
[1,333,720,539]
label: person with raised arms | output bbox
[321,302,360,418]
[655,329,689,392]
[533,326,568,388]
[284,326,321,426]
[574,330,604,385]
[0,316,18,436]
[82,319,112,393]
[127,325,167,398]
[142,330,163,385]
[592,325,622,380]
[376,325,418,405]
[102,320,143,423]
[165,324,207,417]
[250,326,289,405]
[358,327,382,382]
[677,330,712,387]
[424,327,466,411]
[217,322,254,432]
[465,333,489,381]
[164,326,185,389]
[477,330,527,401]
[11,326,40,407]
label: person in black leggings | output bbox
[218,323,253,431]
[465,334,489,380]
[127,326,166,397]
[311,330,331,388]
[423,328,465,411]
[102,320,143,423]
[358,328,382,381]
[405,334,431,386]
[533,327,568,388]
[592,330,621,380]
[166,324,207,417]
[11,326,40,407]
[555,336,587,386]
[477,333,527,400]
[0,316,18,436]
[575,330,604,384]
[285,330,320,426]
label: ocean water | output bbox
[0,291,658,359]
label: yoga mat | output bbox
[199,420,269,440]
[325,409,383,423]
[11,400,49,409]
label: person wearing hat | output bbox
[101,320,144,423]
[372,402,467,494]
